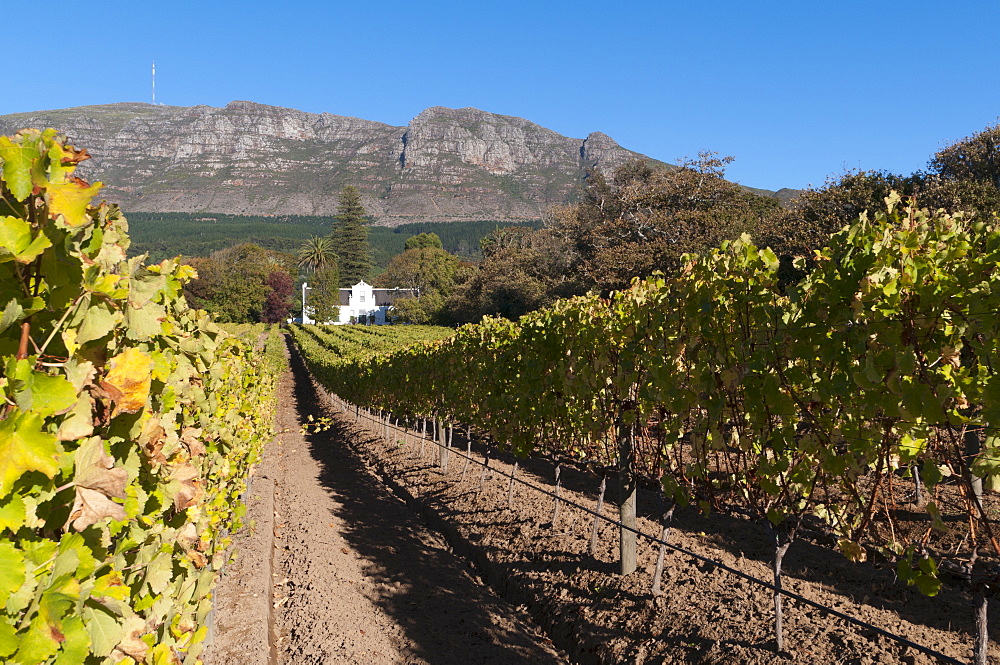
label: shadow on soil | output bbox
[285,339,562,665]
[285,336,994,664]
[453,432,999,648]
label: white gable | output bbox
[351,281,374,305]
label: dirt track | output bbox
[206,340,999,665]
[205,342,567,665]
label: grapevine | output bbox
[292,194,1000,659]
[0,129,281,664]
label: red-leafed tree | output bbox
[262,270,294,323]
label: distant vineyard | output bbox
[291,196,1000,662]
[289,324,453,385]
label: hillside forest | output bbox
[170,121,999,325]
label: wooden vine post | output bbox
[771,530,793,652]
[618,414,637,576]
[438,416,449,470]
[590,471,607,555]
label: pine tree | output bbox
[330,185,373,288]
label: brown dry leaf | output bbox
[180,427,206,456]
[138,416,167,464]
[168,463,203,511]
[112,615,149,661]
[74,438,128,499]
[176,522,198,551]
[187,550,207,568]
[67,486,126,531]
[103,348,153,416]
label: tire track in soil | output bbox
[270,340,569,664]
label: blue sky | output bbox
[3,0,998,191]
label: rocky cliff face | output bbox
[0,102,664,224]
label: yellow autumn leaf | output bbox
[47,176,102,228]
[103,348,153,415]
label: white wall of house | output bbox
[337,281,388,324]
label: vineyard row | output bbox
[291,196,1000,663]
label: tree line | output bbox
[181,119,1000,325]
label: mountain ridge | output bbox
[0,102,785,224]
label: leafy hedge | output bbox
[0,129,279,664]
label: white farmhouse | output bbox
[335,281,417,324]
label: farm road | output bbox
[205,340,567,665]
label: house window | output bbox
[360,295,365,303]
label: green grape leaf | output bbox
[13,615,61,664]
[144,552,174,595]
[0,542,26,606]
[15,371,77,417]
[0,412,62,499]
[0,298,24,334]
[0,620,17,658]
[56,396,94,442]
[0,134,41,202]
[37,577,81,643]
[125,301,166,340]
[82,604,123,658]
[49,546,80,584]
[52,616,89,665]
[127,268,167,307]
[913,572,941,597]
[0,216,52,264]
[75,303,118,345]
[0,492,26,532]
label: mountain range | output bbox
[0,102,792,224]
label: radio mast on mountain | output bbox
[152,61,156,105]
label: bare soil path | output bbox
[205,340,568,665]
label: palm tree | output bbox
[297,236,336,273]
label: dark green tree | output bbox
[767,170,915,256]
[773,122,1000,259]
[387,291,444,324]
[375,246,468,324]
[309,263,341,324]
[404,232,443,250]
[331,185,373,287]
[445,227,579,324]
[929,120,1000,188]
[182,243,296,323]
[375,246,460,294]
[547,155,782,293]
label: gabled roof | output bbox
[335,285,418,307]
[374,288,418,306]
